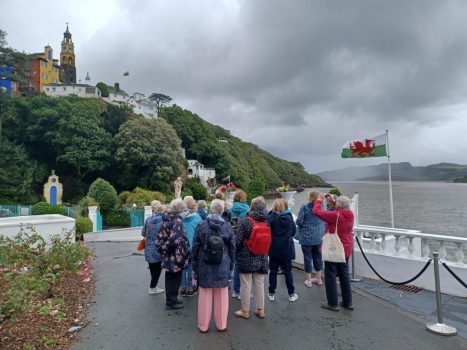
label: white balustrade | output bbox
[354,225,467,266]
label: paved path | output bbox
[72,242,467,350]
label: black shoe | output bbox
[339,302,354,310]
[180,288,188,297]
[166,303,184,310]
[186,289,198,297]
[321,303,339,311]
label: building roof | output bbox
[43,83,96,88]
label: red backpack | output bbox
[245,216,271,255]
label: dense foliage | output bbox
[87,178,119,215]
[160,105,325,190]
[0,229,92,321]
[119,187,167,208]
[1,96,184,202]
[247,176,266,202]
[31,202,67,216]
[75,216,93,238]
[103,209,131,227]
[1,94,324,203]
[114,118,185,192]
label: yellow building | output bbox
[31,45,61,92]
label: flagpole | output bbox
[386,129,395,228]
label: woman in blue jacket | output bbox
[141,200,166,295]
[180,196,203,296]
[296,190,325,287]
[229,190,249,298]
[192,199,235,332]
[267,199,298,302]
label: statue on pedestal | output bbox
[174,177,183,199]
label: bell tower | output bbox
[59,23,76,84]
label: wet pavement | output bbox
[72,242,467,350]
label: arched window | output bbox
[68,58,72,65]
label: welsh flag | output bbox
[341,133,387,158]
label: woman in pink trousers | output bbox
[191,199,236,332]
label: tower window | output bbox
[48,50,52,60]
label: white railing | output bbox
[354,225,467,266]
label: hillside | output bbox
[160,106,326,190]
[0,95,325,203]
[318,162,467,182]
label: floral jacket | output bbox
[155,213,190,273]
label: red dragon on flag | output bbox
[349,138,376,157]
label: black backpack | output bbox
[203,221,225,265]
[229,217,240,232]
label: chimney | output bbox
[114,83,120,92]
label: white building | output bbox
[187,160,216,188]
[44,83,101,98]
[103,85,157,118]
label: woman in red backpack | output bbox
[234,196,270,320]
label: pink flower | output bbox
[83,277,91,283]
[53,264,60,270]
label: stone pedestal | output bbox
[88,206,98,232]
[280,191,297,207]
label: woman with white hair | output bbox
[180,196,202,296]
[192,199,235,332]
[155,199,190,310]
[141,200,166,295]
[313,194,355,311]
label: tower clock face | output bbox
[51,178,56,183]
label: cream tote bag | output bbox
[322,214,346,263]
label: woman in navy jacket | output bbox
[267,199,298,302]
[192,199,235,332]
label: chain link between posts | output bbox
[354,236,432,286]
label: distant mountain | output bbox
[318,162,467,182]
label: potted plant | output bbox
[216,182,237,201]
[276,184,297,207]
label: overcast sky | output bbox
[3,0,467,173]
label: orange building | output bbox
[26,46,61,93]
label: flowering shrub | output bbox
[276,184,290,192]
[217,182,237,193]
[0,227,93,321]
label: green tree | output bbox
[247,176,266,202]
[96,82,109,97]
[0,29,31,137]
[114,118,184,192]
[0,138,41,202]
[54,98,113,177]
[119,187,167,208]
[87,178,119,214]
[148,93,172,115]
[190,182,207,200]
[329,188,342,196]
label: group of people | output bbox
[141,189,354,332]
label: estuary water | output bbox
[280,181,467,238]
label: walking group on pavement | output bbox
[141,188,355,332]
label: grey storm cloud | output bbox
[3,0,467,172]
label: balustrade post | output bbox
[455,243,465,264]
[394,235,401,255]
[421,238,430,258]
[381,234,387,252]
[408,237,415,257]
[438,242,447,260]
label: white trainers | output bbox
[268,294,275,301]
[232,292,240,298]
[148,287,165,295]
[288,293,299,302]
[304,280,312,288]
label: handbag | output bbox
[137,238,145,251]
[322,214,346,263]
[137,228,148,251]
